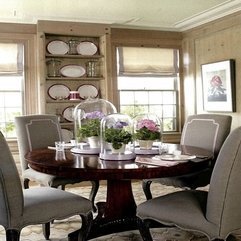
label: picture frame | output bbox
[201,59,236,112]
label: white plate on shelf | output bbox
[47,40,69,55]
[60,65,86,78]
[61,128,74,142]
[153,154,196,161]
[62,106,75,122]
[48,84,70,100]
[77,41,98,55]
[77,84,98,99]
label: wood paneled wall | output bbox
[182,11,241,130]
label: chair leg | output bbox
[137,217,153,241]
[42,222,50,240]
[142,180,153,200]
[6,229,20,241]
[78,212,93,241]
[23,178,30,189]
[89,180,99,212]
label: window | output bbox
[117,46,179,132]
[0,43,24,138]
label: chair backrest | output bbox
[15,114,62,172]
[180,114,232,158]
[0,131,23,229]
[206,126,241,237]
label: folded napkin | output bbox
[135,156,186,166]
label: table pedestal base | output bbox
[68,179,139,240]
[68,216,141,241]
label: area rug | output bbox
[0,181,240,241]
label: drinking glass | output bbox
[55,141,66,160]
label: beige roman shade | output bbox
[0,43,23,75]
[118,47,179,76]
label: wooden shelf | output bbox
[46,54,103,59]
[46,76,103,81]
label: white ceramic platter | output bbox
[62,106,75,122]
[61,128,74,142]
[48,84,70,100]
[77,84,98,99]
[60,65,86,78]
[77,41,98,55]
[47,40,69,55]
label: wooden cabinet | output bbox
[37,20,111,134]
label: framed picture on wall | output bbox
[201,59,236,112]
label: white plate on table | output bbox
[48,84,70,100]
[154,154,196,161]
[135,147,159,155]
[77,41,98,55]
[77,84,98,99]
[60,65,86,78]
[47,40,69,55]
[71,146,100,154]
[48,143,74,150]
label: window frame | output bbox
[116,46,181,132]
[0,31,38,144]
[110,41,183,142]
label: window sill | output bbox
[7,139,19,153]
[162,132,181,144]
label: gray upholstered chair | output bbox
[15,114,99,209]
[137,126,241,241]
[142,114,232,199]
[0,131,93,241]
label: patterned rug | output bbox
[0,181,240,241]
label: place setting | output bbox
[135,146,197,167]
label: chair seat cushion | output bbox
[153,168,212,189]
[23,168,84,187]
[137,190,217,237]
[22,187,92,227]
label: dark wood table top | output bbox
[25,144,213,240]
[25,144,213,181]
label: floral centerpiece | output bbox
[135,119,161,140]
[134,119,161,150]
[78,111,105,148]
[104,121,133,151]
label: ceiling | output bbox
[1,0,241,31]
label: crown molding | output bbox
[174,0,241,31]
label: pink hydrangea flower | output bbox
[137,119,159,132]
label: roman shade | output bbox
[0,43,23,75]
[118,47,179,76]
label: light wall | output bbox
[0,11,241,143]
[182,11,241,130]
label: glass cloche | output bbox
[133,113,162,155]
[99,113,136,160]
[72,98,117,154]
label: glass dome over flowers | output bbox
[73,98,116,154]
[99,113,136,160]
[133,113,162,154]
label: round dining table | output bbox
[25,144,213,240]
